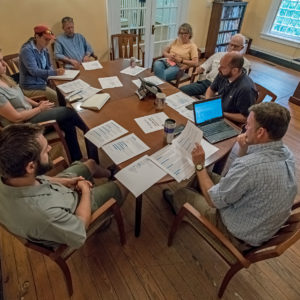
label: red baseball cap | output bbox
[34,25,55,39]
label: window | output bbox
[262,0,300,46]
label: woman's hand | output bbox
[38,101,55,112]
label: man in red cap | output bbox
[19,25,65,105]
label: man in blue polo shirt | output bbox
[205,52,257,125]
[54,17,95,69]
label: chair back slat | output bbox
[255,83,277,104]
[111,33,139,60]
[3,53,20,76]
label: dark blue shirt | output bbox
[210,70,257,116]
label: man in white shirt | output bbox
[180,34,250,97]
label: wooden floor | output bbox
[1,55,300,300]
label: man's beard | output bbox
[35,158,53,176]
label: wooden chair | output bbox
[255,82,277,104]
[151,48,201,88]
[168,201,300,298]
[110,33,145,67]
[3,53,20,83]
[0,156,126,297]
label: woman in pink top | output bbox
[153,23,199,82]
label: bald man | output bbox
[180,34,250,98]
[205,52,257,124]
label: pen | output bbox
[66,89,82,100]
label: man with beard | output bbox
[205,51,257,124]
[163,102,297,250]
[54,16,95,69]
[0,123,127,249]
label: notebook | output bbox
[48,70,80,81]
[80,93,110,111]
[193,96,240,144]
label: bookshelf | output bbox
[205,1,248,58]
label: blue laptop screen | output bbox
[194,97,223,124]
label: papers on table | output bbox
[150,145,194,182]
[82,60,103,70]
[166,91,194,110]
[134,112,169,134]
[48,70,79,81]
[98,76,123,89]
[150,121,218,182]
[84,120,128,148]
[172,121,203,155]
[102,133,150,164]
[115,155,166,197]
[120,65,146,76]
[74,86,102,102]
[57,79,90,94]
[177,106,195,122]
[132,75,164,88]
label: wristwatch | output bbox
[195,163,204,172]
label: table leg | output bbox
[135,195,143,237]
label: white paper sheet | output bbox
[57,79,90,94]
[150,121,219,182]
[82,60,103,70]
[132,76,164,88]
[98,76,123,89]
[48,70,79,81]
[177,106,195,122]
[102,133,150,164]
[134,112,169,133]
[76,87,102,101]
[120,65,146,76]
[150,145,194,182]
[166,91,194,110]
[84,120,128,148]
[115,155,167,197]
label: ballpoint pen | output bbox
[66,89,82,100]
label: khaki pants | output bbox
[22,87,58,106]
[173,173,251,252]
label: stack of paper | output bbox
[84,120,128,148]
[120,65,146,76]
[150,121,219,182]
[115,155,167,197]
[98,76,123,89]
[82,60,103,70]
[134,112,169,134]
[57,79,90,94]
[48,69,79,81]
[102,133,150,164]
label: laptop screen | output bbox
[193,97,223,125]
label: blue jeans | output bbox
[153,60,180,82]
[180,79,212,97]
[30,107,97,162]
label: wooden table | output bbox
[53,60,238,236]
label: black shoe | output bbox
[107,164,120,180]
[163,189,176,215]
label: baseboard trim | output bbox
[248,49,300,72]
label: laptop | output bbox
[193,96,240,144]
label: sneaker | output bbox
[163,189,176,215]
[107,164,120,180]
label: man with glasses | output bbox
[180,34,250,97]
[54,17,95,69]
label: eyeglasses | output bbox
[44,30,54,35]
[179,32,189,35]
[228,43,243,49]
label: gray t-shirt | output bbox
[0,86,32,126]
